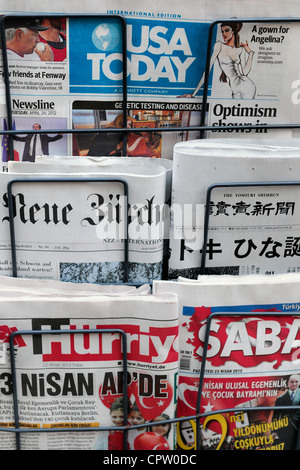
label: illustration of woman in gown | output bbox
[184,21,256,99]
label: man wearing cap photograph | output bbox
[38,17,66,62]
[5,18,54,61]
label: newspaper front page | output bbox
[1,1,300,169]
[154,274,300,450]
[168,140,300,279]
[0,161,167,283]
[0,281,179,450]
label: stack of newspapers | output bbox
[0,276,178,450]
[2,157,172,284]
[168,139,300,279]
[2,271,300,450]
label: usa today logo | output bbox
[92,23,121,52]
[69,17,210,96]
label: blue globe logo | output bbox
[92,23,121,52]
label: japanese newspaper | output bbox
[1,0,300,169]
[168,139,300,279]
[0,160,167,283]
[0,277,178,450]
[153,273,300,450]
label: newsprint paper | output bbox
[0,159,167,283]
[0,277,179,450]
[168,139,300,279]
[2,0,300,169]
[154,273,300,450]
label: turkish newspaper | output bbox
[154,273,300,450]
[1,1,300,169]
[0,277,179,450]
[168,139,300,279]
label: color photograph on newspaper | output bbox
[177,303,300,451]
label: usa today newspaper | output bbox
[1,0,300,169]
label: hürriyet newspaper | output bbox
[0,279,178,450]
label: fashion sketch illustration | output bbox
[183,21,256,99]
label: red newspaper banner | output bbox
[153,274,300,451]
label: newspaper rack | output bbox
[4,328,195,451]
[5,328,129,450]
[3,313,300,450]
[1,13,300,450]
[197,311,300,450]
[6,176,130,283]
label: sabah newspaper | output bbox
[154,273,300,451]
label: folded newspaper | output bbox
[13,155,173,204]
[1,159,167,283]
[168,139,300,279]
[0,274,151,296]
[0,278,178,450]
[2,1,300,169]
[154,272,300,450]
